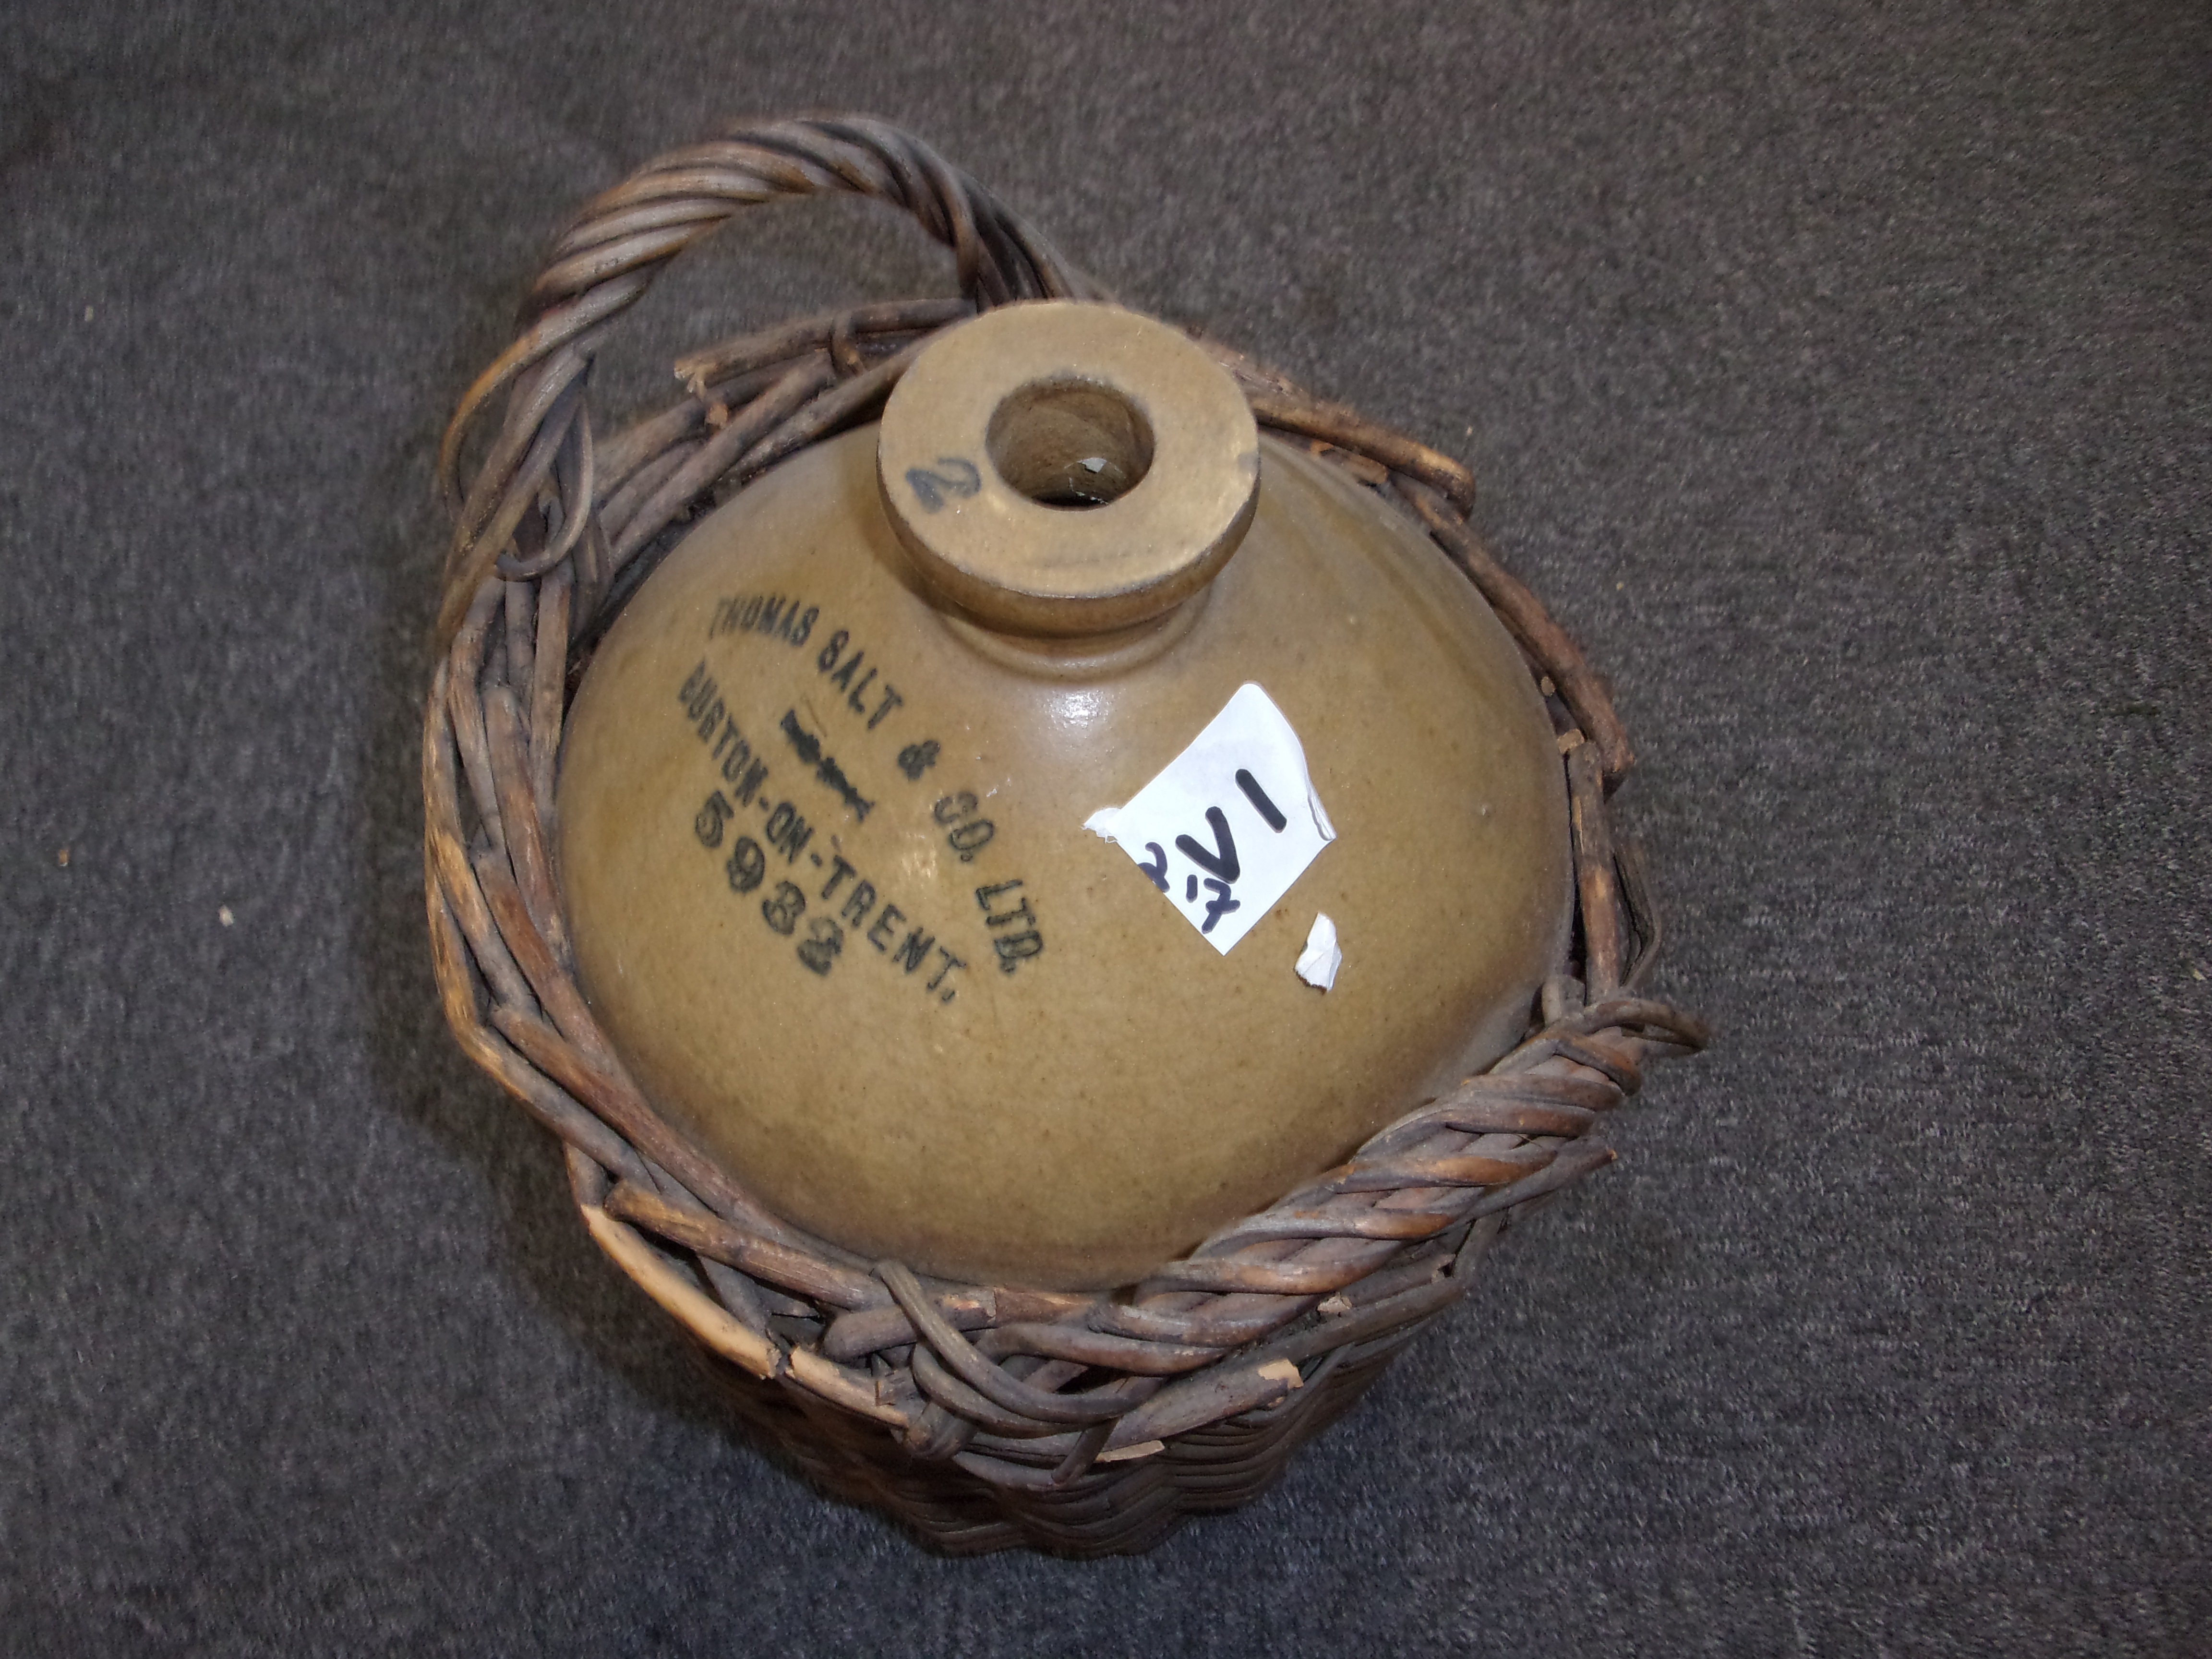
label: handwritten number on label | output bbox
[1198,878,1240,934]
[1175,806,1241,883]
[905,457,981,512]
[1169,780,1279,932]
[1235,768,1287,832]
[1177,772,1285,926]
[1095,685,1328,952]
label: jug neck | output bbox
[876,302,1261,649]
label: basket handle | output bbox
[435,116,1102,643]
[428,114,1632,779]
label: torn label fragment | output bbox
[1295,913,1341,991]
[1082,683,1334,954]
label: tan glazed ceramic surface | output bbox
[556,304,1572,1289]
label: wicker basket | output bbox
[423,114,1707,1558]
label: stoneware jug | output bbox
[555,301,1571,1288]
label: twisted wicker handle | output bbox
[433,115,1104,649]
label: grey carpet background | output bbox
[3,0,2206,1653]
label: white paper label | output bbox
[1295,913,1342,990]
[1082,683,1335,954]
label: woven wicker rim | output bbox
[423,114,1708,1497]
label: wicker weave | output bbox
[423,114,1707,1558]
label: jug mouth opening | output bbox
[985,377,1156,510]
[877,301,1260,641]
